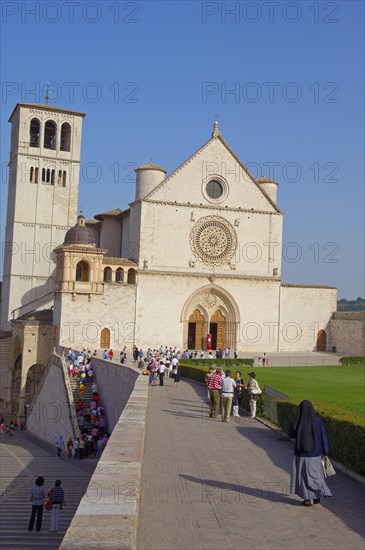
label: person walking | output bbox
[221,370,236,423]
[205,367,214,403]
[247,372,261,419]
[28,476,45,532]
[48,479,65,532]
[55,436,64,458]
[232,371,244,417]
[172,361,181,387]
[289,400,332,507]
[158,360,166,386]
[66,437,73,459]
[208,367,222,418]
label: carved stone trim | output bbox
[190,215,237,267]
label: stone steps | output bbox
[0,431,96,549]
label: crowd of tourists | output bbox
[57,348,110,460]
[205,368,262,421]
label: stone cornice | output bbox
[143,199,281,216]
[282,283,337,290]
[138,269,281,283]
[15,153,81,165]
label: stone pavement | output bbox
[0,431,96,549]
[137,376,365,550]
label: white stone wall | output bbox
[134,273,282,352]
[329,313,365,356]
[56,283,137,351]
[147,137,278,212]
[27,356,76,445]
[279,285,337,351]
[138,201,282,278]
[99,218,122,257]
[90,357,139,432]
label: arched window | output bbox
[29,118,40,147]
[60,122,71,151]
[46,169,50,183]
[62,171,67,187]
[116,268,124,282]
[34,167,39,183]
[127,268,136,284]
[103,267,112,282]
[42,168,46,182]
[44,120,56,149]
[51,169,55,185]
[76,261,90,282]
[30,167,34,183]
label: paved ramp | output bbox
[0,431,96,549]
[137,377,364,550]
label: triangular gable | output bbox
[143,133,281,214]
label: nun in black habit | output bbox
[289,400,332,506]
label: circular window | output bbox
[190,216,237,266]
[206,180,223,199]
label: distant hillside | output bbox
[337,297,365,312]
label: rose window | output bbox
[190,216,237,266]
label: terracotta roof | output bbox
[17,308,53,323]
[102,257,138,267]
[9,103,86,121]
[94,208,123,221]
[256,176,278,184]
[85,218,102,225]
[135,163,166,173]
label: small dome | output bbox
[64,214,96,245]
[135,163,166,173]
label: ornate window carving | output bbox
[190,216,237,266]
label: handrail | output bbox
[60,353,80,439]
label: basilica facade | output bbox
[2,103,337,362]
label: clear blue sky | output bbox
[1,0,364,298]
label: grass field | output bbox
[241,365,365,417]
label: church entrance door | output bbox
[210,309,226,350]
[188,310,204,350]
[316,330,326,352]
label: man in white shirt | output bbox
[221,370,236,423]
[158,361,167,386]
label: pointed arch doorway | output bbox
[181,285,240,351]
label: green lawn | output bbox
[242,365,365,417]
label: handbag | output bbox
[44,500,52,510]
[321,455,336,477]
[251,386,262,395]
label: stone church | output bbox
[3,102,353,417]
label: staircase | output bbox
[0,431,96,548]
[69,377,93,404]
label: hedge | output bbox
[180,363,365,475]
[340,356,365,366]
[276,400,365,476]
[180,358,254,368]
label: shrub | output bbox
[340,356,365,366]
[180,358,254,368]
[276,400,365,476]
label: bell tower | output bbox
[1,103,86,330]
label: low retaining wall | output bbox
[27,354,78,444]
[91,357,140,433]
[60,369,148,550]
